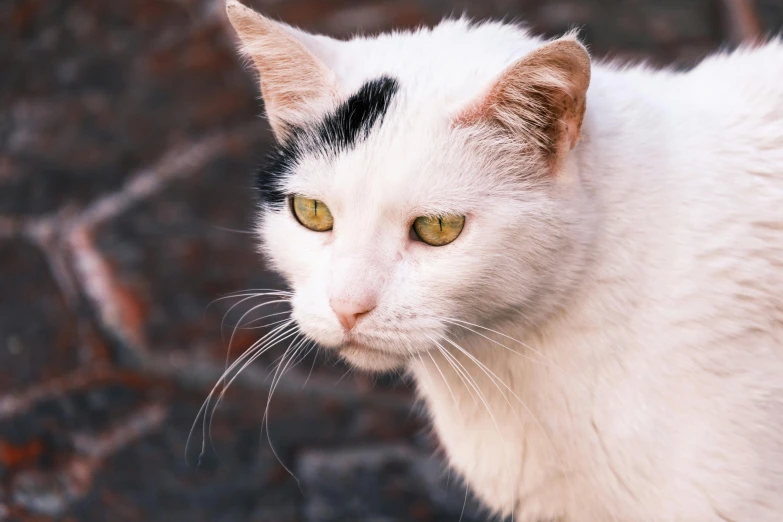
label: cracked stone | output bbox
[297,445,491,522]
[0,240,81,394]
[0,0,257,217]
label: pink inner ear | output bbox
[450,38,591,169]
[226,1,339,141]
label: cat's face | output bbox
[227,1,593,371]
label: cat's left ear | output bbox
[455,36,591,171]
[225,0,340,141]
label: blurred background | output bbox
[1,0,782,520]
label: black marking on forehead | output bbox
[257,138,303,208]
[315,76,399,153]
[256,76,400,208]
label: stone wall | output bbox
[1,0,779,520]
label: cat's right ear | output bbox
[454,36,591,173]
[225,0,340,141]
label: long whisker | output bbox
[287,340,316,372]
[205,320,299,454]
[224,298,291,370]
[263,335,312,381]
[459,483,469,522]
[208,288,292,305]
[261,333,310,487]
[427,337,479,408]
[205,289,291,314]
[423,349,464,424]
[223,296,290,343]
[334,365,355,386]
[441,319,545,368]
[440,322,617,522]
[440,334,576,508]
[186,319,295,464]
[211,325,301,423]
[428,335,505,445]
[213,316,293,398]
[302,345,320,390]
[229,310,292,330]
[413,351,437,399]
[211,329,306,479]
[439,317,581,387]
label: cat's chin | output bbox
[338,344,405,373]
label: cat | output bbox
[224,0,783,520]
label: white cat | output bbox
[225,1,783,520]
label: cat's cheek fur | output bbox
[259,210,346,345]
[257,207,330,291]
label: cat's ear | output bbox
[455,36,591,171]
[225,0,340,141]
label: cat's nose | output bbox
[330,299,374,331]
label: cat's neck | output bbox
[562,65,686,336]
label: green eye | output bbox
[413,215,465,246]
[292,196,334,232]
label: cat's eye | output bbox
[292,196,334,232]
[413,215,465,246]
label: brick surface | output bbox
[1,0,778,520]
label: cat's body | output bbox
[414,44,783,521]
[225,2,783,520]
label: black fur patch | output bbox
[256,76,399,207]
[256,136,304,207]
[314,76,400,153]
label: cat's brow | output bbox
[316,75,399,152]
[257,76,400,207]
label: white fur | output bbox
[238,10,783,521]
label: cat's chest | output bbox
[410,335,678,521]
[412,349,592,520]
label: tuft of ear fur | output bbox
[225,0,339,141]
[455,36,591,172]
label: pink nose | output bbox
[330,299,374,331]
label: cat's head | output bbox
[226,0,595,371]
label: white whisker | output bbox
[439,317,580,386]
[286,339,317,373]
[186,319,296,464]
[224,298,291,370]
[262,333,311,486]
[302,345,320,390]
[206,323,300,453]
[440,334,575,510]
[334,365,354,386]
[205,289,291,313]
[423,349,464,424]
[428,337,479,408]
[428,335,505,446]
[213,326,301,419]
[230,309,293,330]
[459,483,469,522]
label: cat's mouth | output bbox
[338,341,406,372]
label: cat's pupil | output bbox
[314,200,318,216]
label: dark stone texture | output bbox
[0,240,80,395]
[91,128,284,359]
[298,446,488,522]
[757,0,783,34]
[0,0,258,217]
[1,0,779,520]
